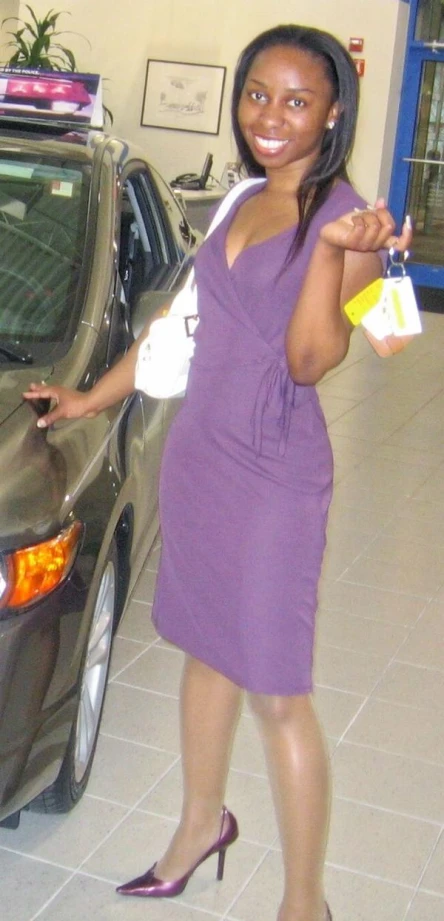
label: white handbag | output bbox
[134,177,265,399]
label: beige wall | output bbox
[16,0,409,202]
[0,0,20,61]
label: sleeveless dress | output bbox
[152,180,368,695]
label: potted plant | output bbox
[1,5,113,123]
[2,6,81,71]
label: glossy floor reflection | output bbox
[1,314,444,921]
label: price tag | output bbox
[361,276,422,340]
[344,277,384,325]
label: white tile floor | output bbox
[2,313,444,921]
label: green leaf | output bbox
[1,16,21,28]
[23,6,40,39]
[48,14,61,30]
[27,5,53,34]
[6,27,25,42]
[103,104,114,126]
[53,44,76,71]
[16,35,31,57]
[33,35,48,58]
[25,4,39,25]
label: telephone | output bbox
[171,153,213,191]
[175,172,199,183]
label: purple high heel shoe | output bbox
[116,806,239,898]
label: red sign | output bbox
[5,77,91,106]
[0,68,103,126]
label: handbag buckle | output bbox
[185,314,199,337]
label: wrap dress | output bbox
[152,179,367,695]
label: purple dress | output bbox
[152,180,366,695]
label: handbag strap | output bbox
[205,177,266,239]
[184,177,266,295]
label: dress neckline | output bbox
[222,184,297,272]
[223,177,354,272]
[227,223,297,273]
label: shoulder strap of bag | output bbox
[205,176,266,239]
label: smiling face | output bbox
[237,44,340,179]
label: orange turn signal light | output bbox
[0,521,82,610]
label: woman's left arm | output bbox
[285,204,412,385]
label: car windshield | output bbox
[0,154,90,347]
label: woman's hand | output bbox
[320,199,412,255]
[23,383,96,429]
[363,329,415,358]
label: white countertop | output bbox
[172,185,226,201]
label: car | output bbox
[0,120,199,827]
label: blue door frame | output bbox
[389,0,444,287]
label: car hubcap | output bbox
[74,559,115,784]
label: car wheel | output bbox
[31,540,118,813]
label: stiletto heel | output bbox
[325,903,333,921]
[216,846,226,881]
[116,806,238,898]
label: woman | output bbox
[25,24,412,921]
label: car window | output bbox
[119,169,184,308]
[147,165,196,255]
[119,175,156,308]
[0,155,90,344]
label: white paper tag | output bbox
[385,277,422,336]
[361,276,422,340]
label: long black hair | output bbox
[231,24,359,254]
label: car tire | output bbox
[31,540,118,813]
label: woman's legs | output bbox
[248,692,331,921]
[155,654,242,880]
[149,656,330,920]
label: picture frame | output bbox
[141,59,226,135]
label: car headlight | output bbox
[0,521,82,613]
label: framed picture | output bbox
[141,59,226,135]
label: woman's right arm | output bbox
[23,311,158,429]
[285,205,412,385]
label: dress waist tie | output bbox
[251,359,298,458]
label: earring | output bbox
[327,120,336,130]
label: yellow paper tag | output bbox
[344,277,384,326]
[389,286,407,330]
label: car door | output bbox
[114,163,195,583]
[138,166,201,436]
